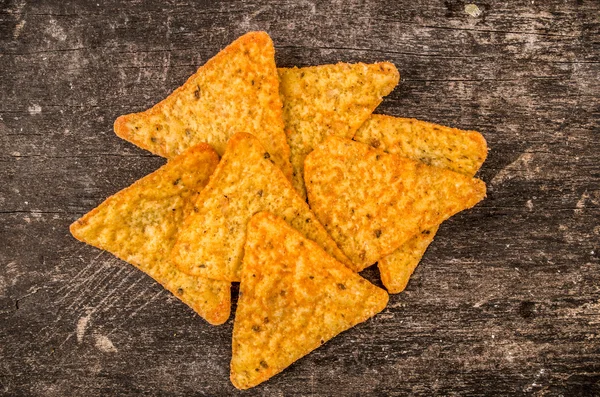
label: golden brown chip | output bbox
[378,225,439,293]
[305,136,486,271]
[114,31,293,181]
[278,62,399,198]
[171,133,352,282]
[353,115,488,175]
[354,115,488,292]
[230,212,388,389]
[70,144,231,325]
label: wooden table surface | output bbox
[1,1,599,396]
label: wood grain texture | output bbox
[1,0,598,395]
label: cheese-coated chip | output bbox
[70,144,230,325]
[231,212,388,389]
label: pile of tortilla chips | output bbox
[70,32,487,389]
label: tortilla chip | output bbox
[230,212,388,389]
[353,115,488,175]
[278,62,399,198]
[354,115,488,292]
[171,133,352,282]
[114,31,293,181]
[70,144,231,325]
[378,225,439,293]
[305,136,486,271]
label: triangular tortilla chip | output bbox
[378,225,439,293]
[70,144,231,325]
[278,62,399,198]
[114,31,293,180]
[305,136,486,271]
[230,212,388,389]
[354,115,488,175]
[171,133,352,282]
[354,115,488,293]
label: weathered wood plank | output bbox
[1,0,598,395]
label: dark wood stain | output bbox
[1,0,599,396]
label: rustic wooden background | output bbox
[1,0,599,395]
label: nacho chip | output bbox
[378,225,439,293]
[278,62,399,198]
[305,136,486,271]
[70,144,230,325]
[171,133,352,282]
[114,31,293,180]
[230,212,388,389]
[354,115,488,292]
[353,115,488,175]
